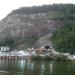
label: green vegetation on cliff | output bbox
[51,19,75,54]
[11,4,75,15]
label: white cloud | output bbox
[0,0,75,20]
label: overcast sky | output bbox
[0,0,75,20]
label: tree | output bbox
[52,24,75,54]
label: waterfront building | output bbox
[0,46,10,52]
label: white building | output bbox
[0,46,10,52]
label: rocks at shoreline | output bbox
[30,48,75,61]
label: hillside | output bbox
[0,4,75,50]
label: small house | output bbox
[0,46,10,52]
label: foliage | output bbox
[51,23,75,54]
[11,4,75,15]
[0,37,16,49]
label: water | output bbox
[0,60,75,75]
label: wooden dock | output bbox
[0,55,31,60]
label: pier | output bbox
[0,55,31,60]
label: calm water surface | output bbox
[0,59,75,75]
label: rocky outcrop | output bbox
[31,48,75,61]
[0,5,65,49]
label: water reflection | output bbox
[30,62,34,71]
[18,60,25,71]
[49,63,53,74]
[0,60,74,75]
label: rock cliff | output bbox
[0,4,71,49]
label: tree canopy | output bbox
[51,23,75,54]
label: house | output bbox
[0,46,10,52]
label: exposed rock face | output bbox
[0,7,64,49]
